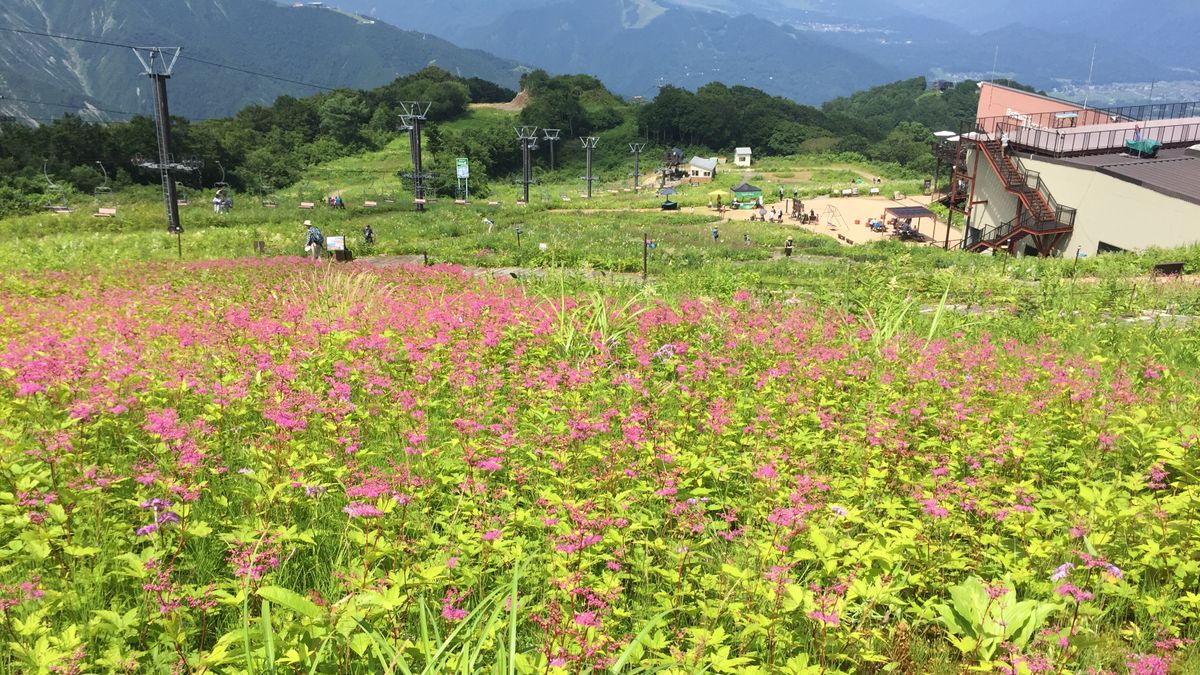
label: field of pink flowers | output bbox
[0,258,1197,674]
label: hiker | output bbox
[363,224,375,245]
[784,237,794,258]
[1000,132,1010,157]
[212,195,222,214]
[778,186,784,202]
[711,226,719,243]
[483,217,495,233]
[743,232,750,247]
[792,187,798,201]
[334,195,344,210]
[304,220,324,260]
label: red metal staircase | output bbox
[963,135,1077,255]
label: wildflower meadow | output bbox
[0,258,1197,673]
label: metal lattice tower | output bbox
[629,142,647,194]
[515,126,539,203]
[542,128,561,172]
[580,137,599,199]
[131,47,184,236]
[398,102,435,212]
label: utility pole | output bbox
[515,126,538,203]
[131,47,185,249]
[629,142,646,194]
[398,101,434,212]
[580,137,598,199]
[543,129,561,172]
[643,232,649,282]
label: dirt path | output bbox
[469,90,529,113]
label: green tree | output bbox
[318,91,369,146]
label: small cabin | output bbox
[734,147,752,167]
[688,157,718,181]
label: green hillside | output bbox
[0,0,524,121]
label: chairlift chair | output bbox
[297,182,316,210]
[214,161,231,193]
[363,179,380,208]
[175,181,190,207]
[93,161,116,210]
[42,162,72,214]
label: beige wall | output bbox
[966,148,1021,234]
[1024,158,1200,256]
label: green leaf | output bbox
[609,609,672,674]
[257,586,322,620]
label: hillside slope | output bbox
[0,0,525,121]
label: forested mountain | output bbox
[337,0,1182,102]
[0,0,524,122]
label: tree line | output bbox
[0,68,512,217]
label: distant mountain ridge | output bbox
[0,0,525,121]
[334,0,1183,102]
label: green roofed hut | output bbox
[731,181,762,209]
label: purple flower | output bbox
[342,502,383,518]
[135,524,159,537]
[482,529,501,542]
[1051,562,1074,581]
[140,498,172,510]
[1104,563,1123,580]
[156,511,180,526]
[829,505,848,517]
[920,498,949,518]
[1055,583,1093,603]
[808,610,840,626]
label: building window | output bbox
[1097,241,1127,254]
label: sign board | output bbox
[325,235,346,252]
[456,158,469,179]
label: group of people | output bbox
[750,205,785,223]
[211,190,233,214]
[326,195,345,209]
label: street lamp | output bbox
[932,130,956,248]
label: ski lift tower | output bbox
[629,142,647,194]
[398,101,434,212]
[515,126,539,204]
[131,46,187,237]
[542,128,561,172]
[580,137,599,199]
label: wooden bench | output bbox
[93,207,117,218]
[177,199,190,207]
[488,201,500,206]
[414,198,426,205]
[363,201,378,208]
[299,202,315,209]
[1152,262,1185,277]
[454,199,468,205]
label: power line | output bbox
[179,55,336,92]
[0,25,140,49]
[0,25,339,93]
[0,94,140,117]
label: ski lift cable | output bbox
[0,26,340,94]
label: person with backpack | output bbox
[304,220,324,260]
[362,223,375,245]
